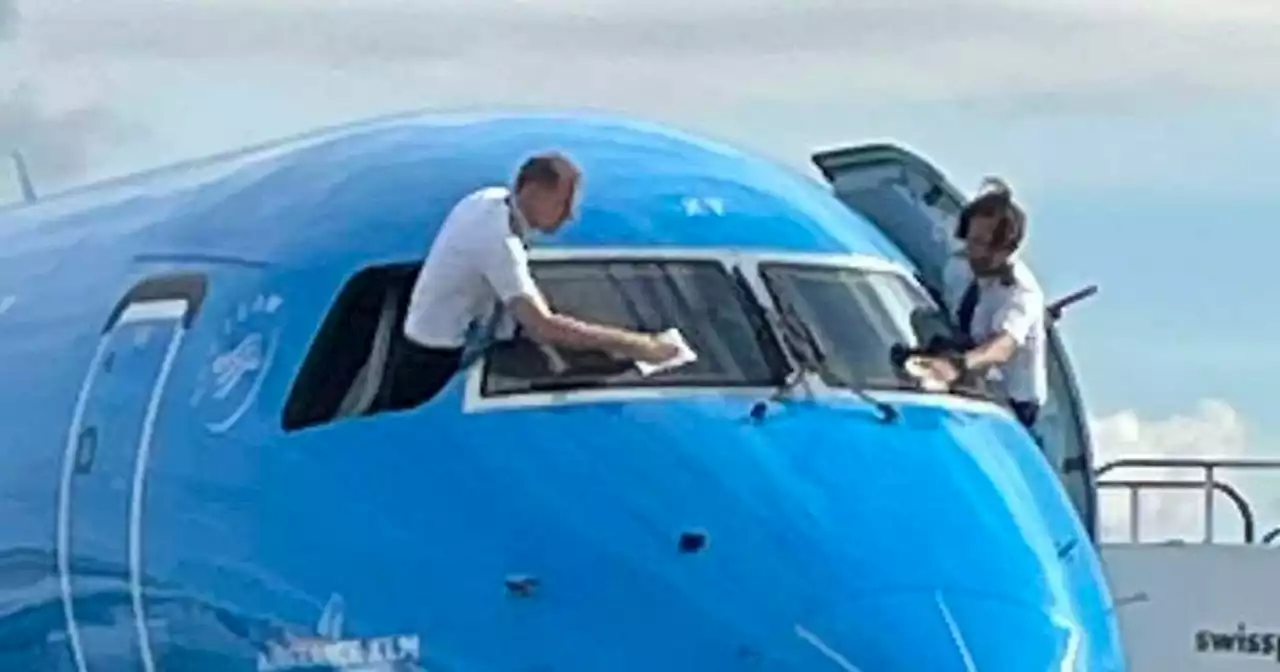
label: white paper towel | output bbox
[635,328,698,377]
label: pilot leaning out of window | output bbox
[915,178,1048,436]
[385,152,679,411]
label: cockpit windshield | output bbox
[757,262,978,394]
[482,259,789,396]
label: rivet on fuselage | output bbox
[678,530,709,554]
[505,574,540,598]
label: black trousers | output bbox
[1010,399,1044,449]
[1010,400,1040,429]
[382,341,464,412]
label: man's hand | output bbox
[911,355,963,385]
[625,334,681,364]
[509,296,681,364]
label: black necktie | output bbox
[505,195,530,250]
[957,279,980,338]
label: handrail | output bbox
[1095,479,1256,543]
[1095,457,1280,477]
[1262,527,1280,545]
[1095,457,1280,543]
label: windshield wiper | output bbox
[773,304,821,399]
[730,268,792,389]
[730,269,895,424]
[773,300,898,424]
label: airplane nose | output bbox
[795,589,1084,671]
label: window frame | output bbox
[281,263,418,431]
[477,254,790,399]
[461,248,970,413]
[1041,324,1099,536]
[752,258,956,393]
[278,246,1028,426]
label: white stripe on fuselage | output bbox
[461,375,1015,421]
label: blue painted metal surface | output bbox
[0,109,1126,670]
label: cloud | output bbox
[1091,399,1275,544]
[8,0,1278,191]
[0,84,135,186]
[0,1,135,189]
[18,0,1280,108]
[0,0,15,40]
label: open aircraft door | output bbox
[811,143,1101,537]
[812,143,968,292]
[56,273,207,672]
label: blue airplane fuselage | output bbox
[0,111,1126,670]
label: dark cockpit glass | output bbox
[482,259,790,396]
[757,262,989,396]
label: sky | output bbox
[3,0,1277,542]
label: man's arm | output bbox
[960,333,1018,371]
[506,295,659,360]
[480,236,670,362]
[961,286,1042,371]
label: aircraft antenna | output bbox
[10,150,36,203]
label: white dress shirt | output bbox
[403,186,544,349]
[941,253,1048,405]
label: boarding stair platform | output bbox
[1097,457,1280,670]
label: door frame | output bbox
[55,273,206,672]
[811,143,1102,539]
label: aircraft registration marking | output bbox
[257,635,422,672]
[257,594,423,671]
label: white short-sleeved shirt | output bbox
[941,254,1048,405]
[403,186,545,348]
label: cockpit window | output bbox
[757,262,981,394]
[481,259,789,396]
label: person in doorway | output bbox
[914,178,1047,434]
[384,152,680,411]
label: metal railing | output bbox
[1095,457,1280,544]
[1096,479,1255,543]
